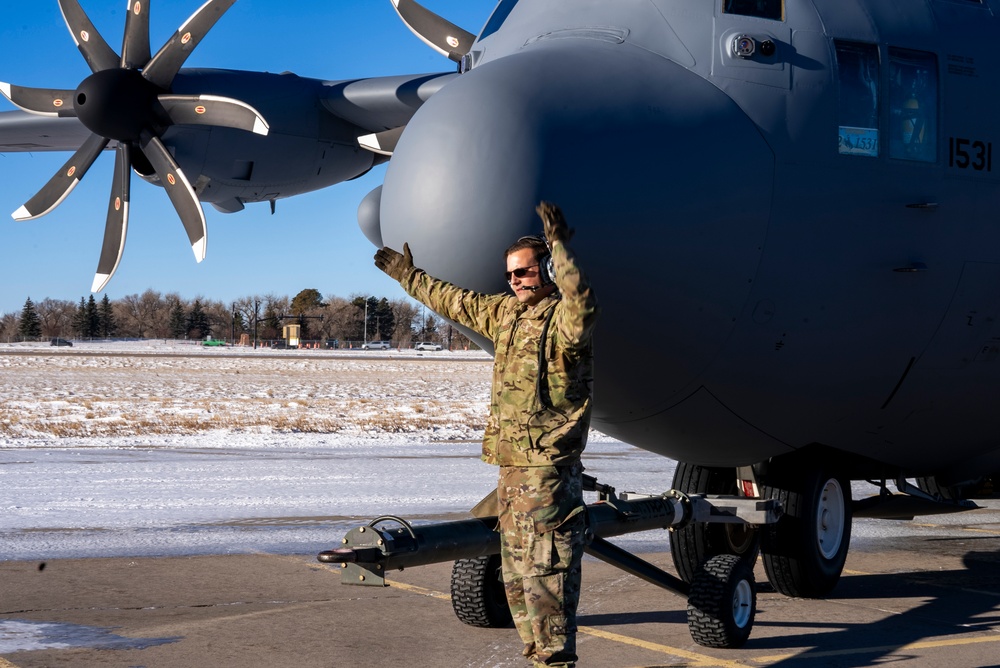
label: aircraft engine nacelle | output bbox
[378,38,780,462]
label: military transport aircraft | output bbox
[4,0,1000,649]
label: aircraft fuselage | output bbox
[376,0,1000,481]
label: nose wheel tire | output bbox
[687,553,756,648]
[761,464,852,598]
[450,554,513,628]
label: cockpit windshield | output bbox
[479,0,520,41]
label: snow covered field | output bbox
[0,341,674,561]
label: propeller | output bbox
[0,0,269,291]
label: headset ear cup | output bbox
[541,253,555,285]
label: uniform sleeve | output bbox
[549,240,599,348]
[400,267,508,339]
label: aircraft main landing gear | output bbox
[670,462,761,583]
[760,459,852,598]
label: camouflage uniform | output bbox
[398,239,598,667]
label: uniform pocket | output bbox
[526,407,568,450]
[529,508,585,573]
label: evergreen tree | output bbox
[73,297,88,338]
[85,294,100,338]
[98,294,117,338]
[290,289,323,314]
[18,297,42,341]
[168,300,187,338]
[290,288,324,339]
[186,299,210,339]
[375,297,395,341]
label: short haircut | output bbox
[504,235,548,261]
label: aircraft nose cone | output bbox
[380,41,773,422]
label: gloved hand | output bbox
[374,243,414,281]
[536,201,573,245]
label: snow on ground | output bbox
[0,340,676,561]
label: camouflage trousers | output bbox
[498,462,586,667]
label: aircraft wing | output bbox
[321,72,458,135]
[0,111,91,153]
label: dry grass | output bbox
[0,352,491,439]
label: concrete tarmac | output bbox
[3,521,1000,668]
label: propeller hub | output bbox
[74,69,161,142]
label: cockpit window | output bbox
[836,42,880,158]
[889,49,938,162]
[723,0,783,21]
[479,0,519,41]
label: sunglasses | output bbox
[505,264,539,281]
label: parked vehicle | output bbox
[414,342,443,351]
[362,341,391,350]
[50,338,73,347]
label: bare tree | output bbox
[115,289,163,338]
[202,298,233,340]
[0,312,18,343]
[35,298,76,338]
[258,294,289,341]
[317,296,355,341]
[390,298,419,348]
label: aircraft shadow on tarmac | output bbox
[577,609,687,627]
[746,546,1000,666]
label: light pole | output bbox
[363,298,368,345]
[252,299,260,349]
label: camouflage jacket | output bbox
[400,240,598,466]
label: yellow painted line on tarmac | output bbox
[386,579,453,601]
[382,577,741,667]
[578,626,748,667]
[911,522,1000,536]
[751,632,1000,663]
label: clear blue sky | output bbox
[0,0,490,314]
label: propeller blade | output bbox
[92,143,132,293]
[12,133,109,221]
[391,0,475,62]
[358,126,405,156]
[0,83,76,117]
[121,0,152,69]
[143,0,238,90]
[157,94,269,135]
[58,0,120,73]
[140,133,207,262]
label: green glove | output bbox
[374,243,414,281]
[536,201,573,245]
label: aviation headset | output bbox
[514,235,555,287]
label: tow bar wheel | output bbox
[450,554,513,628]
[687,554,756,648]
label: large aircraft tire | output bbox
[687,553,756,648]
[670,462,760,583]
[760,464,851,598]
[450,554,513,628]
